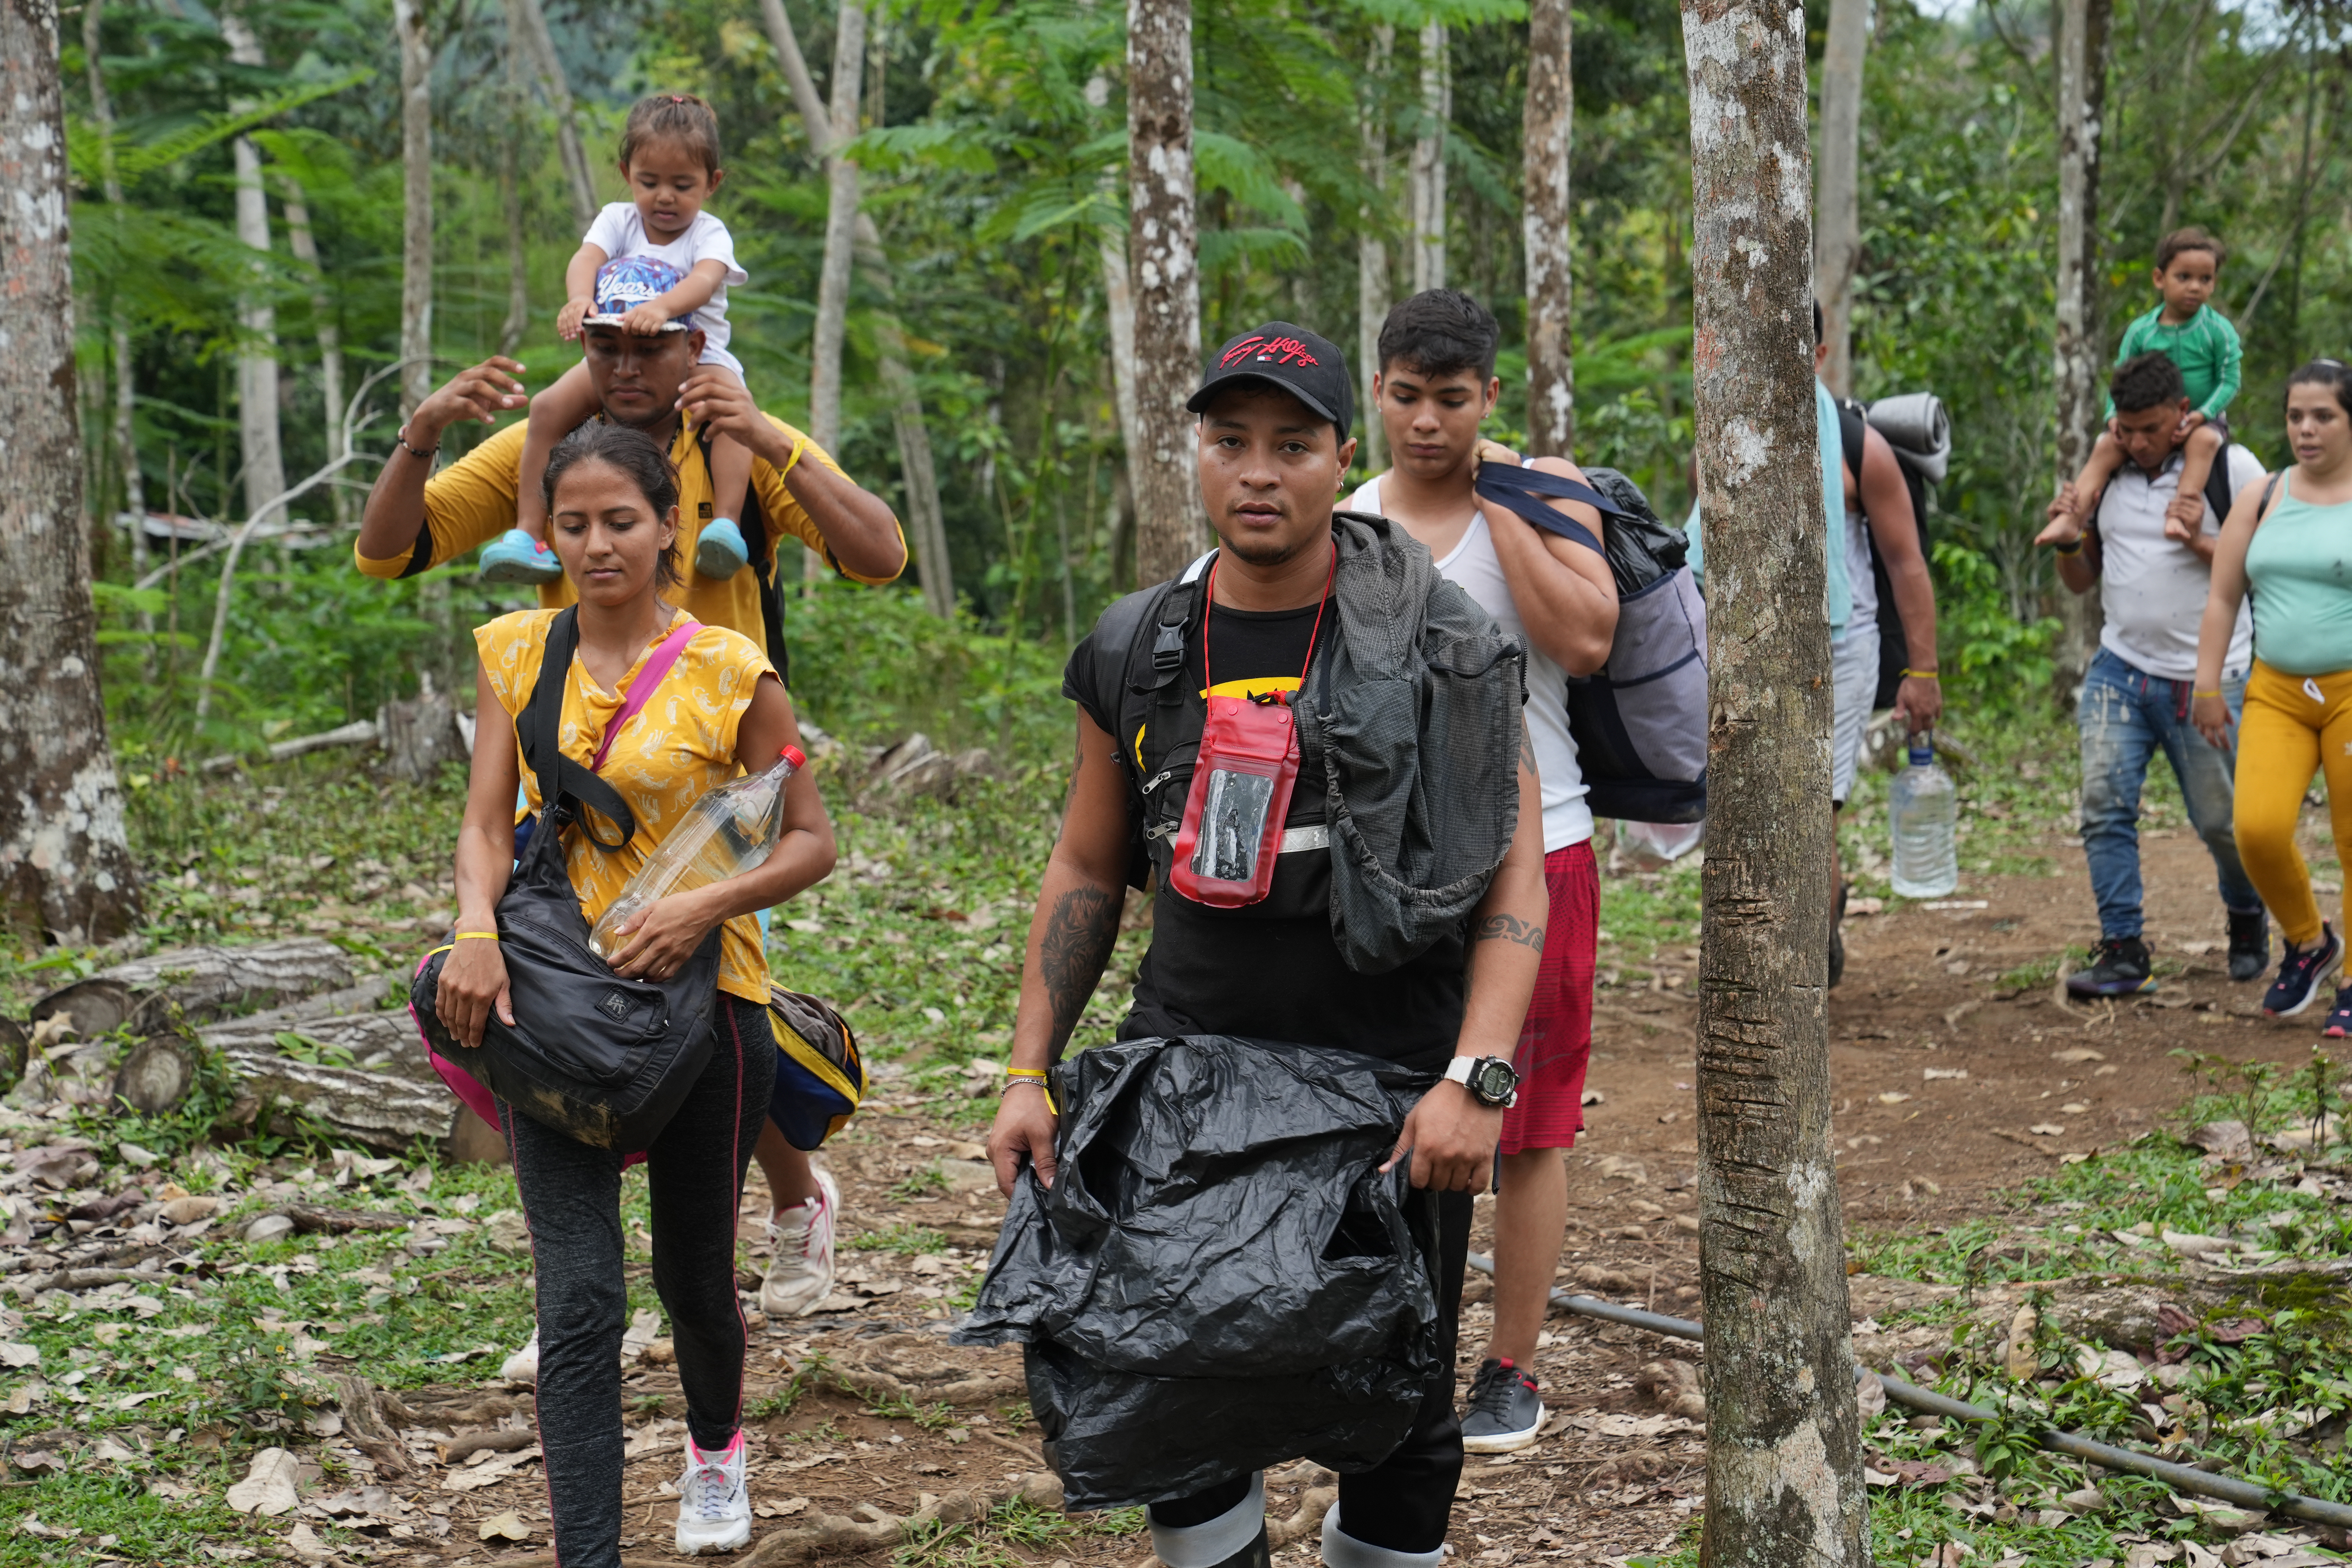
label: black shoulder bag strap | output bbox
[1837,398,1868,497]
[2202,445,2239,529]
[1471,466,1634,556]
[697,423,791,690]
[518,607,639,852]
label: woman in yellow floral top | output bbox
[436,423,834,1565]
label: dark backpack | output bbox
[1468,465,1709,825]
[696,424,791,689]
[1835,395,1946,708]
[409,606,724,1152]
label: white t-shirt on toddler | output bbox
[583,202,747,375]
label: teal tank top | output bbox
[2244,474,2352,676]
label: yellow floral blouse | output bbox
[475,607,778,1003]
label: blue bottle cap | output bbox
[1908,742,1934,767]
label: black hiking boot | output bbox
[2227,909,2269,983]
[2065,937,2155,998]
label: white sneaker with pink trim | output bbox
[760,1167,839,1317]
[674,1431,752,1555]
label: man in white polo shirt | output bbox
[1344,290,1619,1453]
[2037,350,2268,995]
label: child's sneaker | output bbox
[674,1431,752,1555]
[2264,923,2342,1017]
[479,528,562,585]
[696,516,750,579]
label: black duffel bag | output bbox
[409,606,722,1152]
[956,1035,1442,1510]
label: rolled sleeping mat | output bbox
[1867,391,1951,484]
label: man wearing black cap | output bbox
[986,323,1548,1568]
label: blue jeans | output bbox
[2078,647,2259,939]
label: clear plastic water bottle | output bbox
[1888,739,1959,900]
[588,745,806,961]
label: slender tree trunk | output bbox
[757,0,955,612]
[506,0,595,232]
[1358,25,1393,474]
[1814,0,1868,397]
[498,10,531,360]
[280,187,348,525]
[220,9,287,524]
[1101,216,1145,488]
[395,0,434,422]
[1523,0,1574,456]
[808,0,867,460]
[84,0,150,643]
[2052,0,2111,699]
[0,0,143,942]
[1681,0,1870,1557]
[1409,19,1448,295]
[1127,0,1204,585]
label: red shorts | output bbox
[1498,840,1599,1156]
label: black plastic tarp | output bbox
[955,1036,1442,1510]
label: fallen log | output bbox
[112,1036,197,1114]
[202,1010,436,1083]
[264,1205,413,1236]
[30,938,354,1035]
[216,1046,457,1150]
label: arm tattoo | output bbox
[1473,913,1546,953]
[1040,884,1121,1049]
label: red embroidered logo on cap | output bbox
[1222,335,1320,369]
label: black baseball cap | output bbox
[1188,322,1353,438]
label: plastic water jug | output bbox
[588,745,805,961]
[1888,740,1958,900]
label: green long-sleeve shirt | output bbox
[2103,303,2242,421]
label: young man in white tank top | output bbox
[1342,290,1619,1454]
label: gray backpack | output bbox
[1471,464,1708,824]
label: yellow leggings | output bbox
[2235,659,2352,947]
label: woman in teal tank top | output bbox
[2193,360,2352,1032]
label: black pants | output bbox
[1147,1189,1472,1556]
[502,993,774,1568]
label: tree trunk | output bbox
[395,0,435,421]
[0,0,143,944]
[506,0,595,232]
[1409,19,1448,295]
[807,0,867,462]
[1357,26,1393,474]
[83,0,150,646]
[756,0,954,614]
[1127,0,1204,585]
[280,187,348,525]
[498,10,531,360]
[2052,0,2111,700]
[1813,0,1868,397]
[1681,0,1870,1556]
[220,9,287,524]
[1100,213,1145,509]
[1522,0,1574,456]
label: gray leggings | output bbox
[502,993,775,1568]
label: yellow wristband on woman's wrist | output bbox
[1004,1067,1049,1080]
[456,931,499,942]
[2193,689,2223,698]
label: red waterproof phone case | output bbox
[1168,693,1302,908]
[1164,545,1335,910]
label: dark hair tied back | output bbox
[542,423,684,589]
[2287,359,2352,423]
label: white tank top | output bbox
[1355,473,1594,852]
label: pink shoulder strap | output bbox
[589,620,703,771]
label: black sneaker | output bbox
[2227,909,2269,982]
[2264,923,2342,1017]
[2325,986,2352,1041]
[2065,937,2155,998]
[1461,1357,1545,1453]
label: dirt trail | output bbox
[421,827,2330,1566]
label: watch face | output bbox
[1471,1059,1517,1103]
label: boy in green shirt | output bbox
[2055,227,2240,535]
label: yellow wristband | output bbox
[455,931,500,942]
[778,434,810,481]
[1003,1067,1049,1080]
[1901,669,1939,681]
[2193,689,2222,698]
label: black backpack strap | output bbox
[518,607,638,851]
[1471,466,1631,556]
[2202,444,2237,530]
[1140,549,1217,696]
[1836,397,1868,497]
[698,423,791,690]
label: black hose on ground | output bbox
[1463,1250,2352,1530]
